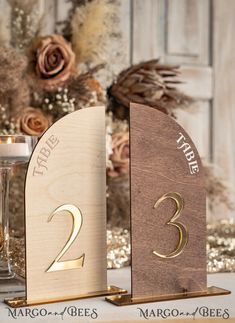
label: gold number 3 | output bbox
[153,192,188,259]
[46,204,85,272]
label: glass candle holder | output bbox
[0,135,37,293]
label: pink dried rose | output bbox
[108,132,130,178]
[18,107,52,136]
[31,34,76,90]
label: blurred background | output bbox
[0,0,234,221]
[119,0,235,222]
[0,0,234,273]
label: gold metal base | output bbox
[105,286,231,306]
[5,285,127,308]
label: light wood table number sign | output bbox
[106,103,230,306]
[5,107,125,307]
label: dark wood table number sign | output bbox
[106,103,230,306]
[5,107,126,308]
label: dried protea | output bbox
[108,59,192,119]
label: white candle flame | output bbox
[7,137,13,144]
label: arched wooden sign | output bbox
[106,103,230,305]
[5,107,125,307]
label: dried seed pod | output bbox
[108,58,192,119]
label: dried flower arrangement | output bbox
[0,0,233,235]
[108,59,192,119]
[0,0,233,274]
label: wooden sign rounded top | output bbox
[130,103,206,298]
[24,107,107,302]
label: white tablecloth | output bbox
[0,267,234,322]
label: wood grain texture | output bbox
[166,0,210,65]
[167,0,201,56]
[132,0,210,65]
[130,103,207,298]
[25,107,107,302]
[176,66,213,100]
[119,0,131,66]
[132,0,164,63]
[175,101,210,160]
[131,0,212,194]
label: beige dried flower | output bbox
[29,34,76,90]
[18,107,52,136]
[71,0,121,64]
[108,132,130,178]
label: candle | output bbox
[0,137,30,159]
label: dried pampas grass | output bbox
[71,0,121,64]
[0,46,27,94]
[11,80,30,115]
[107,175,130,229]
[0,47,29,117]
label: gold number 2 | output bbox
[46,204,85,273]
[153,192,188,259]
